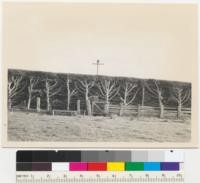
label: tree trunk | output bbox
[67,100,70,111]
[36,97,41,112]
[124,88,127,105]
[177,91,182,119]
[104,93,110,115]
[67,79,70,110]
[27,86,32,110]
[86,99,92,116]
[159,101,164,118]
[137,104,141,118]
[46,81,51,112]
[85,87,91,116]
[119,103,124,116]
[67,97,71,111]
[104,102,109,116]
[141,86,145,106]
[27,95,31,110]
[47,96,50,111]
[158,91,164,118]
[67,94,70,111]
[177,102,182,119]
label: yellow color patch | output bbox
[107,162,125,171]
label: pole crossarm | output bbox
[92,59,104,75]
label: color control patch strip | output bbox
[17,162,181,171]
[16,150,183,172]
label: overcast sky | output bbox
[3,3,197,82]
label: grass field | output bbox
[7,111,191,142]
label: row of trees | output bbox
[8,70,191,118]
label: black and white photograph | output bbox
[7,68,192,142]
[2,3,198,147]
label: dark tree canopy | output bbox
[8,69,191,110]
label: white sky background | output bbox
[3,3,197,82]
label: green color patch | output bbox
[125,162,144,171]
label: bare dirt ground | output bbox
[7,111,191,142]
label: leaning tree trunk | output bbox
[27,86,32,110]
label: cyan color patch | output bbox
[144,162,160,171]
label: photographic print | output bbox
[2,3,198,147]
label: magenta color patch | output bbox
[69,162,87,171]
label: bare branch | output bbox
[145,81,158,96]
[45,79,61,97]
[76,79,94,93]
[153,80,160,92]
[8,75,24,99]
[70,89,77,97]
[88,81,95,89]
[98,79,118,102]
[97,82,106,97]
[48,79,58,90]
[172,86,191,106]
[110,86,120,100]
[75,81,85,93]
[127,89,139,105]
[182,89,191,105]
[127,83,137,94]
[119,81,138,105]
[49,87,62,97]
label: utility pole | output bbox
[92,60,104,76]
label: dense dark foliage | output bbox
[8,69,191,111]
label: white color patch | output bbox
[52,163,69,171]
[165,151,184,162]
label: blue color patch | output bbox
[144,162,160,171]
